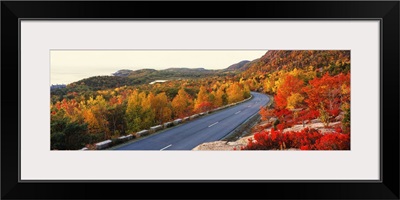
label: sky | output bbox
[50,50,267,85]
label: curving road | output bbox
[114,92,269,150]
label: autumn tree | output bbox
[106,99,127,137]
[81,95,110,138]
[196,86,209,103]
[194,86,212,112]
[172,88,194,118]
[274,75,304,109]
[303,73,349,112]
[125,90,143,133]
[153,92,172,124]
[263,72,278,94]
[140,92,156,128]
[213,87,227,107]
[243,84,251,99]
[303,73,350,126]
[286,93,305,110]
[53,99,84,123]
[226,82,243,104]
[246,78,259,91]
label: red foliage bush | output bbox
[329,108,340,117]
[276,124,285,131]
[195,101,213,112]
[241,128,350,150]
[274,109,291,119]
[314,133,350,150]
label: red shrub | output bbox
[274,109,292,120]
[241,128,349,150]
[314,133,350,150]
[277,124,285,131]
[329,108,340,117]
[335,126,342,133]
[300,146,310,150]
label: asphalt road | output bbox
[114,92,270,150]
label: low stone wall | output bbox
[164,122,173,128]
[173,119,182,125]
[189,114,199,120]
[149,125,163,133]
[95,140,112,150]
[118,134,134,141]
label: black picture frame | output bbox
[1,1,399,199]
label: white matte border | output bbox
[20,20,380,180]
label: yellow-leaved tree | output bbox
[213,86,226,107]
[125,90,143,133]
[82,95,109,138]
[286,93,305,110]
[153,92,172,124]
[226,82,243,104]
[172,88,193,118]
[194,86,212,112]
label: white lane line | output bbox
[160,144,172,151]
[235,111,241,114]
[208,122,219,127]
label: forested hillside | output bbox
[242,50,350,77]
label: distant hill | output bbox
[226,60,250,71]
[58,67,231,93]
[50,84,66,91]
[164,67,207,72]
[112,69,135,77]
[113,68,217,78]
[122,67,223,83]
[68,76,136,91]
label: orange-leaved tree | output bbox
[172,88,194,118]
[303,73,350,127]
[194,86,212,112]
[274,75,304,109]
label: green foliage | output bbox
[184,88,198,98]
[63,122,89,149]
[106,103,128,136]
[51,132,66,150]
[273,119,280,129]
[50,115,89,150]
[318,103,330,128]
[51,109,69,133]
[165,88,179,99]
[341,103,351,134]
[71,76,135,91]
